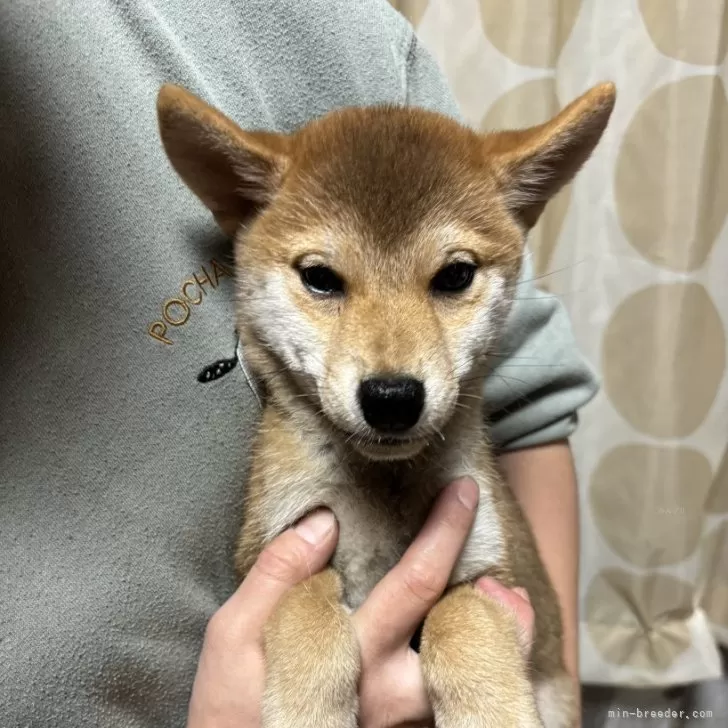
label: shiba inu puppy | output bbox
[158,80,615,728]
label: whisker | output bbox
[516,259,591,287]
[497,363,563,368]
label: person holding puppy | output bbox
[0,0,592,726]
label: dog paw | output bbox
[262,700,357,728]
[433,710,543,728]
[421,584,546,728]
[262,571,360,728]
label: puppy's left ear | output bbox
[157,84,290,237]
[485,82,616,229]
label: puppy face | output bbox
[235,110,523,459]
[158,85,615,460]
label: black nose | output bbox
[358,376,425,433]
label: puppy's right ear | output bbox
[157,84,290,237]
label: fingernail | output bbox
[295,509,336,545]
[456,478,479,511]
[513,587,530,603]
[476,576,503,594]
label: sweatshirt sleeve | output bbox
[403,33,600,451]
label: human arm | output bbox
[484,252,595,713]
[499,441,580,689]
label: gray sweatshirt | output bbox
[0,1,598,725]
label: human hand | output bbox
[353,477,535,728]
[186,508,339,727]
[186,478,535,728]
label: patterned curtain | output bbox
[390,0,728,687]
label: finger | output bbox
[475,577,535,654]
[216,509,338,639]
[358,648,434,728]
[353,477,479,654]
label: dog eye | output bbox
[430,262,477,294]
[299,265,345,295]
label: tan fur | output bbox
[158,81,616,727]
[263,569,360,728]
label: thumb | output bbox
[222,509,338,637]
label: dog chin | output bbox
[353,438,427,462]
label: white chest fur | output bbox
[262,458,507,610]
